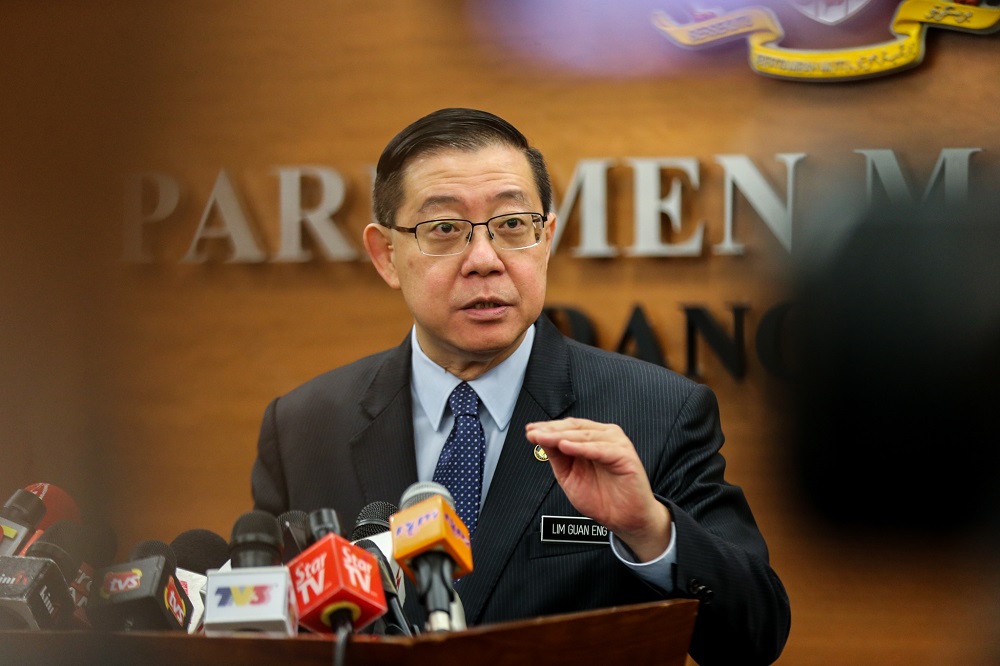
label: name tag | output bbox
[540,516,610,545]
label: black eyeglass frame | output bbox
[391,212,547,257]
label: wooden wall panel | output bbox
[3,2,999,663]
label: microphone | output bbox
[22,483,82,531]
[172,529,229,575]
[0,520,83,629]
[350,501,414,636]
[450,587,467,631]
[277,510,310,563]
[16,484,83,556]
[0,489,47,557]
[287,508,388,635]
[391,481,473,632]
[353,538,412,636]
[203,511,298,636]
[350,501,406,605]
[87,539,193,632]
[170,528,229,634]
[66,519,117,629]
[351,501,397,540]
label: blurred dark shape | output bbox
[790,202,1000,534]
[81,519,118,569]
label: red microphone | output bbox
[17,484,83,556]
[286,509,387,635]
[23,483,81,531]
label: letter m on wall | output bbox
[856,148,981,207]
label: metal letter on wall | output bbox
[123,172,180,263]
[552,159,617,257]
[543,305,600,348]
[625,157,704,257]
[714,153,804,255]
[856,148,981,208]
[684,305,748,380]
[182,170,266,263]
[616,305,669,368]
[272,166,357,262]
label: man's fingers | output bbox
[527,433,631,469]
[527,417,616,434]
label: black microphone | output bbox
[170,528,229,634]
[203,511,297,636]
[350,501,405,597]
[0,489,47,557]
[277,510,310,562]
[171,529,229,576]
[307,508,340,541]
[351,501,397,541]
[88,539,193,631]
[231,511,283,567]
[0,520,83,629]
[351,501,414,635]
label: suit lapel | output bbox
[460,316,576,624]
[349,337,420,510]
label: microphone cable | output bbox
[334,620,351,666]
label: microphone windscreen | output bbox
[277,510,310,557]
[229,511,283,567]
[129,539,177,573]
[277,510,308,532]
[170,529,229,575]
[24,520,84,581]
[400,481,455,511]
[23,483,81,530]
[351,501,397,541]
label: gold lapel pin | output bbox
[533,445,548,462]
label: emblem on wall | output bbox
[786,0,874,25]
[653,0,1000,81]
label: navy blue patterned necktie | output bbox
[432,382,486,537]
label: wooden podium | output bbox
[3,599,698,665]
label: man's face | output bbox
[366,144,554,377]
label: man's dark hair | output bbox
[372,108,552,228]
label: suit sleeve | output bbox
[251,397,290,515]
[657,383,791,666]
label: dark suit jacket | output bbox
[252,315,790,665]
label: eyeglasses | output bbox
[392,212,546,257]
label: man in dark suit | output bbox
[252,108,790,665]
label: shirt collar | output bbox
[410,324,535,431]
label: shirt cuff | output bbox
[609,521,677,594]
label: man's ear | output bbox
[543,212,556,260]
[363,223,400,289]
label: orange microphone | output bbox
[390,482,472,632]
